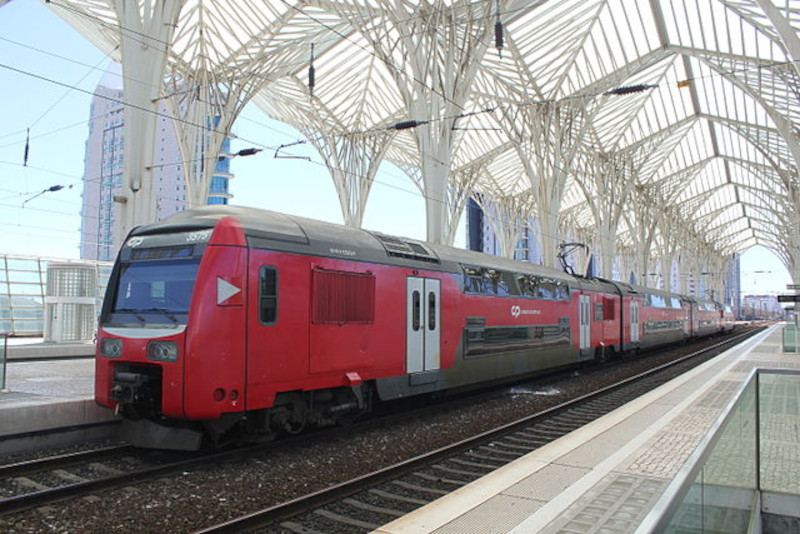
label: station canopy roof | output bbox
[51,0,800,258]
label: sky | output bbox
[0,0,793,297]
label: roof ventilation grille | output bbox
[369,232,440,264]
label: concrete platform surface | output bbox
[1,356,116,444]
[2,336,96,359]
[375,326,799,534]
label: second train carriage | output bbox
[95,206,729,449]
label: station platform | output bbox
[376,325,799,534]
[0,347,118,454]
[2,335,96,360]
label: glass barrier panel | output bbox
[665,379,758,533]
[782,325,798,353]
[759,373,800,495]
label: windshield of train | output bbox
[107,259,201,326]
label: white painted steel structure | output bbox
[48,0,800,291]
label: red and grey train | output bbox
[95,206,732,450]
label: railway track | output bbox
[0,443,205,515]
[0,328,759,529]
[196,328,763,534]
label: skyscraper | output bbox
[80,66,233,260]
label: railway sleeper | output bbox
[411,471,469,486]
[448,457,501,470]
[477,444,522,458]
[489,439,537,452]
[277,521,324,534]
[314,507,381,530]
[391,480,449,496]
[431,464,486,479]
[369,488,429,506]
[342,498,406,518]
[52,469,89,484]
[464,450,510,464]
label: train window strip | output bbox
[312,268,375,324]
[461,265,569,301]
[644,320,684,332]
[464,321,571,359]
[644,293,684,309]
[260,266,278,325]
[123,244,204,262]
[594,302,604,322]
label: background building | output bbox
[741,295,785,321]
[80,66,233,261]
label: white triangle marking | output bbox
[217,277,241,304]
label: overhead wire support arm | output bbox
[274,141,311,161]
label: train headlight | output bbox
[147,341,179,363]
[100,338,122,358]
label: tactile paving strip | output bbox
[536,474,667,534]
[618,407,718,479]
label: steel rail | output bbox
[0,444,133,478]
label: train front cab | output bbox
[96,217,249,450]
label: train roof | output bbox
[131,206,579,281]
[130,206,701,302]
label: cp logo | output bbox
[127,237,144,248]
[511,305,521,318]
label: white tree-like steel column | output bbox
[574,147,646,278]
[350,0,493,244]
[472,189,536,259]
[496,99,596,268]
[625,185,662,288]
[307,128,396,228]
[112,0,181,245]
[164,3,323,210]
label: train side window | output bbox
[594,302,604,322]
[517,274,536,298]
[462,266,484,294]
[428,291,436,330]
[537,281,555,300]
[555,282,569,301]
[412,291,421,331]
[483,269,502,295]
[260,266,277,324]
